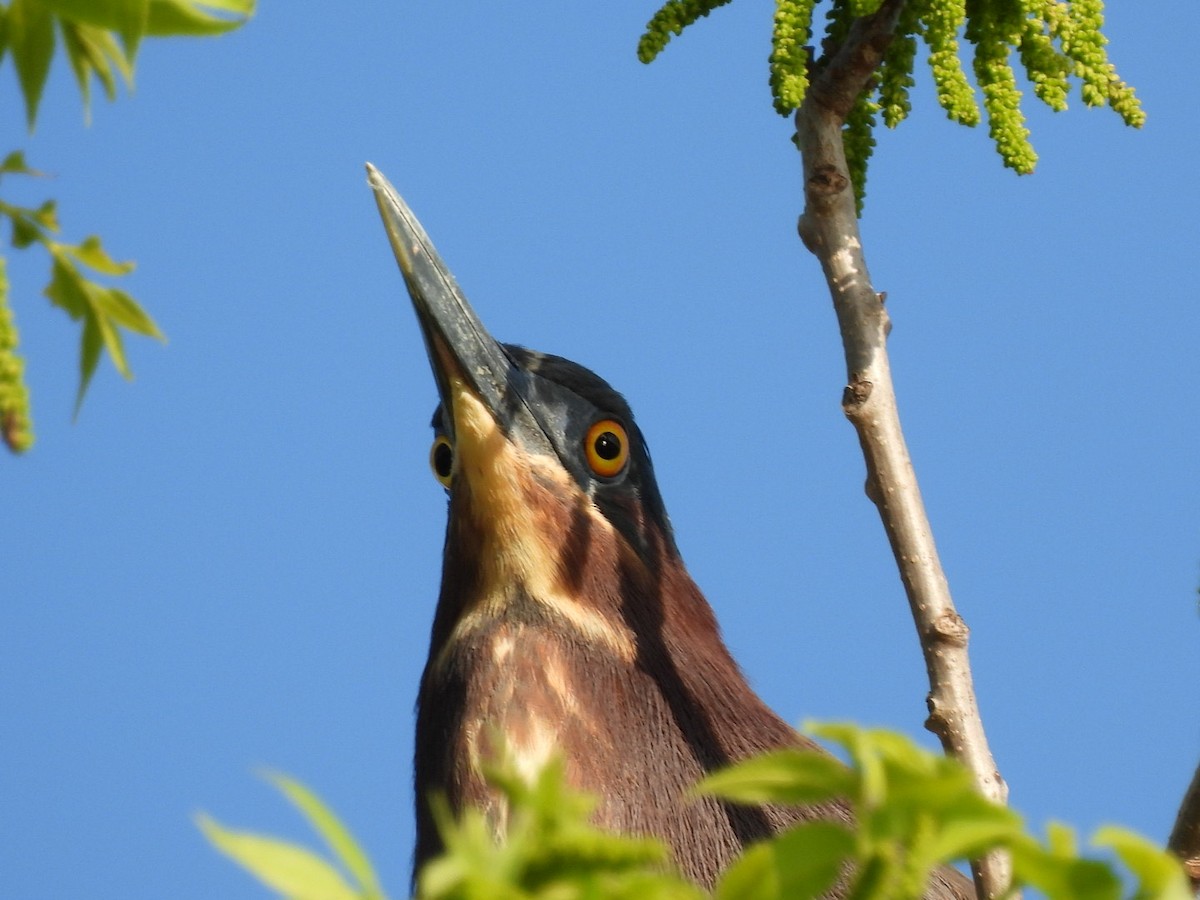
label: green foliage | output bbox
[877,0,919,128]
[965,0,1036,173]
[197,771,387,900]
[918,0,979,127]
[842,91,877,215]
[638,0,1144,208]
[637,0,734,63]
[0,151,165,421]
[204,726,1190,900]
[0,0,253,452]
[0,257,34,451]
[1,0,255,124]
[698,722,1190,899]
[767,1,817,116]
[698,723,1023,896]
[417,757,701,899]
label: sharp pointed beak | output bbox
[366,164,511,430]
[366,164,553,458]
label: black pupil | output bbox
[433,441,453,478]
[594,431,621,461]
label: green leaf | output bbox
[716,820,853,900]
[7,0,57,129]
[1093,827,1193,899]
[70,235,136,276]
[61,20,136,115]
[42,0,148,54]
[919,798,1023,865]
[1010,831,1123,900]
[187,0,254,11]
[196,813,362,900]
[44,250,162,414]
[809,721,889,808]
[0,150,38,177]
[694,748,856,807]
[34,199,59,232]
[264,771,386,899]
[91,298,130,378]
[11,215,43,249]
[45,256,90,319]
[94,285,163,339]
[75,313,102,416]
[146,0,254,37]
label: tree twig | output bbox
[1168,758,1200,892]
[792,2,1010,896]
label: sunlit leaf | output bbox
[92,301,130,379]
[146,0,254,37]
[43,250,159,414]
[1010,832,1123,900]
[196,813,361,900]
[71,235,136,276]
[1046,820,1080,857]
[75,313,102,416]
[716,820,853,900]
[809,721,889,808]
[61,20,135,115]
[34,199,59,232]
[920,800,1023,865]
[188,0,254,12]
[265,771,386,899]
[95,286,163,339]
[1093,827,1192,899]
[0,150,38,177]
[7,0,56,129]
[695,748,855,807]
[44,256,89,318]
[43,0,148,53]
[11,215,42,249]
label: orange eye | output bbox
[430,435,454,487]
[584,419,629,479]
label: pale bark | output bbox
[792,2,1010,896]
[1169,759,1200,891]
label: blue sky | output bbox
[3,3,1197,898]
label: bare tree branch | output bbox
[1169,758,1200,892]
[792,2,1009,896]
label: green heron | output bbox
[368,165,973,898]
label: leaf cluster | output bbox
[699,722,1191,899]
[0,151,163,435]
[201,724,1190,900]
[638,0,1144,212]
[0,257,33,450]
[2,0,254,126]
[416,758,700,900]
[197,771,388,900]
[0,0,253,453]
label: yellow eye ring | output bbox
[584,419,629,479]
[430,435,454,487]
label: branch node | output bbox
[807,164,849,200]
[842,377,873,412]
[929,609,970,648]
[797,212,821,253]
[864,473,881,506]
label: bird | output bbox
[367,164,974,898]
